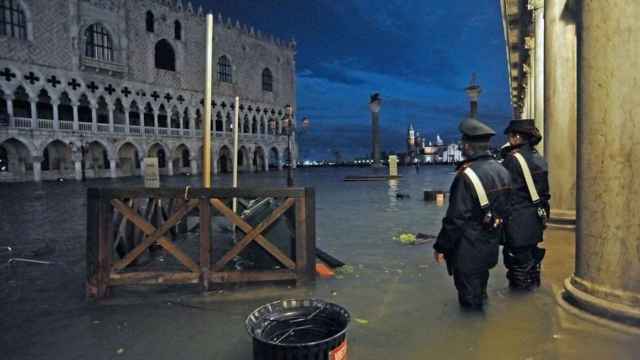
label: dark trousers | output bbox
[503,245,545,289]
[453,270,489,309]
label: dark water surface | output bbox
[1,166,638,359]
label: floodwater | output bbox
[1,166,638,360]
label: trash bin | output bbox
[246,299,350,360]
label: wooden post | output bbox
[199,198,211,292]
[86,189,99,298]
[97,193,113,298]
[202,14,214,188]
[295,188,315,284]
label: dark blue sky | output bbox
[194,0,512,160]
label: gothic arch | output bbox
[253,145,266,172]
[217,145,232,174]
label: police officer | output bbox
[501,119,550,290]
[433,118,511,309]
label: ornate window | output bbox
[146,11,154,33]
[84,23,113,61]
[262,68,273,92]
[217,55,232,83]
[0,0,27,40]
[155,39,175,71]
[174,20,181,40]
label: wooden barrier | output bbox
[86,187,316,299]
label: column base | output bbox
[548,209,576,229]
[563,276,640,327]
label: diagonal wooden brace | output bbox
[210,198,296,271]
[111,199,200,272]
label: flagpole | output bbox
[202,14,214,188]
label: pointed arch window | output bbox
[155,39,175,71]
[174,20,181,40]
[146,11,154,32]
[262,68,273,92]
[1,0,27,40]
[217,55,232,83]
[85,23,113,61]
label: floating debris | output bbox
[335,265,354,275]
[394,233,417,245]
[354,318,369,325]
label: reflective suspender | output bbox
[513,152,540,204]
[463,167,489,209]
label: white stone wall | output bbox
[0,0,297,182]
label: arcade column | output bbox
[544,0,577,227]
[564,0,640,324]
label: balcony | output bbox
[1,116,287,144]
[80,56,126,74]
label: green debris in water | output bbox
[354,318,369,325]
[335,265,355,274]
[395,232,417,245]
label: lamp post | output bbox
[275,105,309,187]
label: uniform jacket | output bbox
[434,152,512,274]
[502,144,550,248]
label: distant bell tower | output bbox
[465,73,482,118]
[408,123,415,148]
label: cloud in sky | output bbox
[193,0,512,160]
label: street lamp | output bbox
[277,104,309,187]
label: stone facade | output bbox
[0,0,298,182]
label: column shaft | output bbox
[534,5,545,154]
[71,103,79,130]
[545,0,577,225]
[6,96,14,127]
[564,0,640,324]
[52,102,60,130]
[109,159,117,178]
[30,100,37,129]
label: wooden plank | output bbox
[111,199,199,272]
[305,188,317,280]
[199,199,211,292]
[97,198,113,298]
[109,271,200,285]
[86,191,100,298]
[208,270,297,283]
[95,187,307,200]
[295,195,308,283]
[210,198,296,271]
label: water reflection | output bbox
[387,179,399,211]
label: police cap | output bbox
[459,117,496,143]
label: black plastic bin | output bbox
[246,299,350,360]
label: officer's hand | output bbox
[434,251,445,264]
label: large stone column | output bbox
[545,0,577,227]
[167,159,174,176]
[369,94,382,165]
[32,157,42,182]
[564,0,640,325]
[74,160,82,181]
[532,0,545,154]
[109,159,117,178]
[190,158,198,175]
